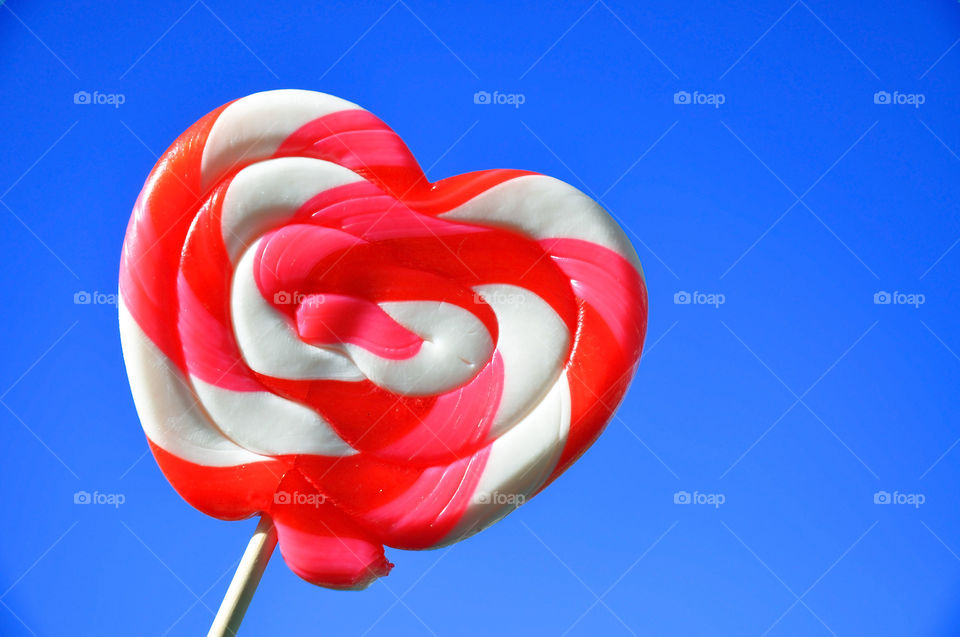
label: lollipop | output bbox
[119,90,647,598]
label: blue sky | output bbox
[1,1,959,635]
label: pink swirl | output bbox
[119,90,647,588]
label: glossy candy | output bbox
[119,89,648,589]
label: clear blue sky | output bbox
[1,1,959,635]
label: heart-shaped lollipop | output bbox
[119,89,647,593]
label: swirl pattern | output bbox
[119,89,648,588]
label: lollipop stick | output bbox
[207,514,277,637]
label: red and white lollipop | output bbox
[119,90,647,597]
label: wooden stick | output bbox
[207,514,277,637]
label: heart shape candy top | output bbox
[119,89,647,589]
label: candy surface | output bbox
[119,89,648,589]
